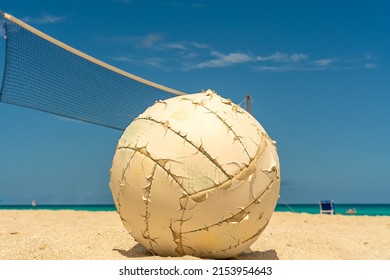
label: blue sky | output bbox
[0,0,389,204]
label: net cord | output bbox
[0,11,8,101]
[1,12,186,96]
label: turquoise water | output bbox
[0,204,116,212]
[0,204,390,216]
[275,204,390,216]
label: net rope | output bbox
[0,12,186,130]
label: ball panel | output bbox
[181,177,279,259]
[117,118,232,195]
[179,179,253,233]
[115,152,154,241]
[257,139,279,173]
[109,148,136,210]
[117,117,166,150]
[199,94,266,159]
[140,164,185,257]
[140,94,253,174]
[179,160,279,242]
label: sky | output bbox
[0,0,389,205]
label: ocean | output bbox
[0,204,390,216]
[275,204,390,216]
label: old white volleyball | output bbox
[109,90,280,259]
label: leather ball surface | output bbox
[109,90,280,259]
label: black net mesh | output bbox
[0,15,185,130]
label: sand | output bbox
[1,210,389,260]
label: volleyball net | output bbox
[0,12,186,130]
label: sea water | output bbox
[275,204,390,216]
[1,204,390,216]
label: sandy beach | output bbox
[1,210,389,260]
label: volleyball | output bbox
[109,90,280,259]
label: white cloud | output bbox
[253,65,303,72]
[364,63,376,69]
[191,42,212,49]
[160,43,187,50]
[193,52,254,69]
[144,57,170,70]
[256,52,308,63]
[182,52,198,59]
[188,51,310,70]
[104,33,166,48]
[289,53,309,62]
[111,56,135,63]
[140,33,165,48]
[23,15,67,24]
[365,52,376,60]
[313,58,337,67]
[253,66,282,72]
[100,31,372,73]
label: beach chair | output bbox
[319,200,335,215]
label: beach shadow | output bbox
[237,249,279,260]
[114,243,279,260]
[113,243,154,258]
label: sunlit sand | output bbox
[1,210,389,260]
